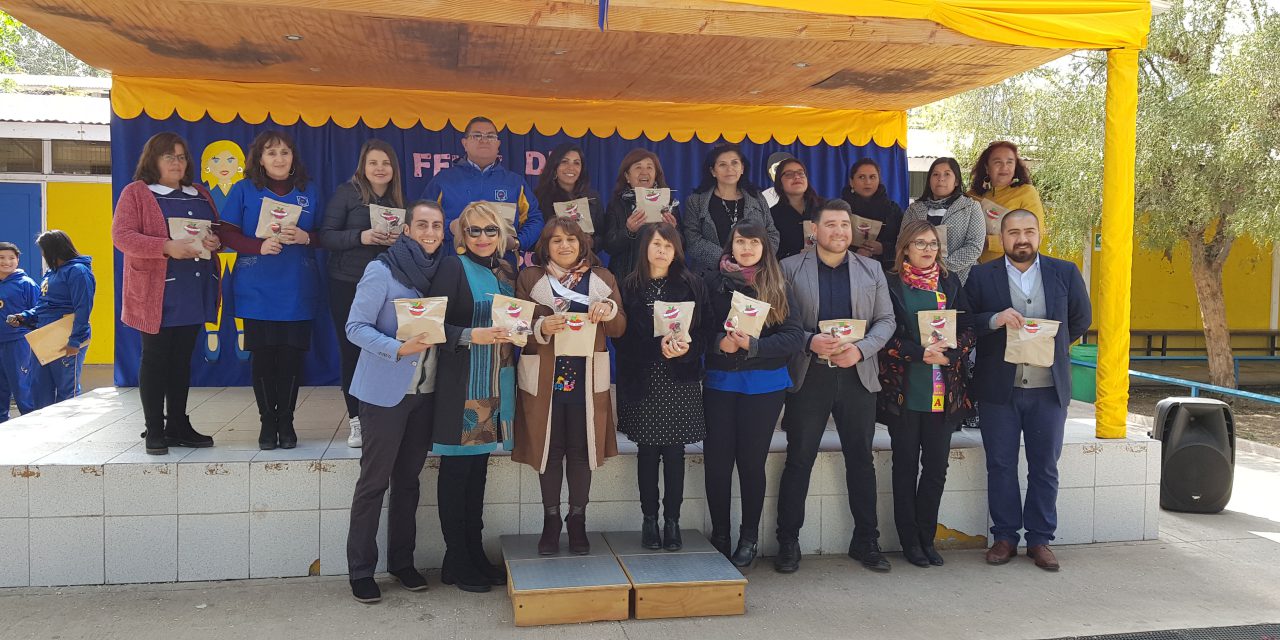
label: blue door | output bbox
[0,182,42,275]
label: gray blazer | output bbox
[681,189,779,277]
[902,197,987,284]
[780,249,895,393]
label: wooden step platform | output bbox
[602,530,747,620]
[500,532,630,627]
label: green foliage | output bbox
[917,0,1280,256]
[0,10,106,77]
[0,11,20,72]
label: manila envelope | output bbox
[491,294,537,348]
[554,311,598,357]
[1004,318,1061,368]
[392,297,448,343]
[370,204,406,234]
[851,214,883,247]
[479,201,518,228]
[167,218,213,260]
[722,290,770,338]
[25,314,84,366]
[634,188,671,224]
[256,197,303,239]
[918,309,958,349]
[553,197,594,234]
[817,318,867,362]
[652,299,694,344]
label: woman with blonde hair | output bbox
[424,202,517,593]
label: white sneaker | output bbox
[347,416,363,448]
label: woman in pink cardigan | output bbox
[112,132,257,455]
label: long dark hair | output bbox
[721,221,789,325]
[694,144,759,196]
[246,130,310,190]
[970,141,1033,196]
[350,139,404,208]
[133,132,196,186]
[535,143,592,207]
[36,230,81,270]
[772,158,823,213]
[840,157,887,202]
[625,222,686,292]
[919,157,966,201]
[611,149,669,201]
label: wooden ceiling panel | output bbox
[5,0,1071,111]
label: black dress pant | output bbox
[327,278,361,419]
[703,387,786,542]
[138,324,200,426]
[346,394,434,579]
[776,360,880,545]
[637,444,684,520]
[889,408,952,548]
[538,403,592,509]
[437,453,491,560]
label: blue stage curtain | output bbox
[110,113,908,386]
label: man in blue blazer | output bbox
[964,209,1091,571]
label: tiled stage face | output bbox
[0,388,1160,587]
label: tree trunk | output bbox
[1185,224,1236,388]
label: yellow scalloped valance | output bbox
[722,0,1151,50]
[111,76,907,148]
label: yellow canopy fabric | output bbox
[722,0,1151,49]
[111,76,907,148]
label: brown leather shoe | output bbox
[985,540,1017,565]
[1026,545,1060,571]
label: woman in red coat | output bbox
[112,132,256,455]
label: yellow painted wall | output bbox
[45,182,114,365]
[1081,235,1276,353]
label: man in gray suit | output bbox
[775,199,895,574]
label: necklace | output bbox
[719,196,743,226]
[647,276,667,306]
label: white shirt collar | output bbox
[1004,254,1040,274]
[148,184,199,196]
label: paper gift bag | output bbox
[1004,318,1061,367]
[817,318,866,362]
[722,290,770,338]
[980,198,1011,236]
[652,300,694,344]
[851,214,883,247]
[480,201,519,228]
[392,297,448,343]
[634,188,671,223]
[918,309,958,349]
[554,311,598,357]
[370,204,406,234]
[491,294,537,347]
[256,197,303,239]
[553,197,594,234]
[166,218,213,260]
[25,314,82,366]
[935,224,949,260]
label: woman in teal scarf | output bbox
[426,202,518,593]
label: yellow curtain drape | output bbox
[111,76,907,147]
[1096,48,1139,439]
[720,0,1151,49]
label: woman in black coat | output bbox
[615,222,710,552]
[533,142,605,252]
[877,220,976,569]
[601,149,678,281]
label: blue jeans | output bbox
[34,348,86,409]
[0,339,37,420]
[980,387,1067,547]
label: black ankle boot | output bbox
[662,518,682,551]
[277,418,297,449]
[468,540,505,586]
[165,415,214,448]
[440,549,491,593]
[538,509,561,556]
[276,376,299,449]
[142,420,168,455]
[730,538,759,568]
[641,516,661,550]
[565,509,589,555]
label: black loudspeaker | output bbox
[1150,397,1235,513]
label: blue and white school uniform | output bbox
[0,269,39,419]
[17,256,96,408]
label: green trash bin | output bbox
[1070,344,1098,403]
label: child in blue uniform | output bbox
[0,242,39,420]
[5,231,95,408]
